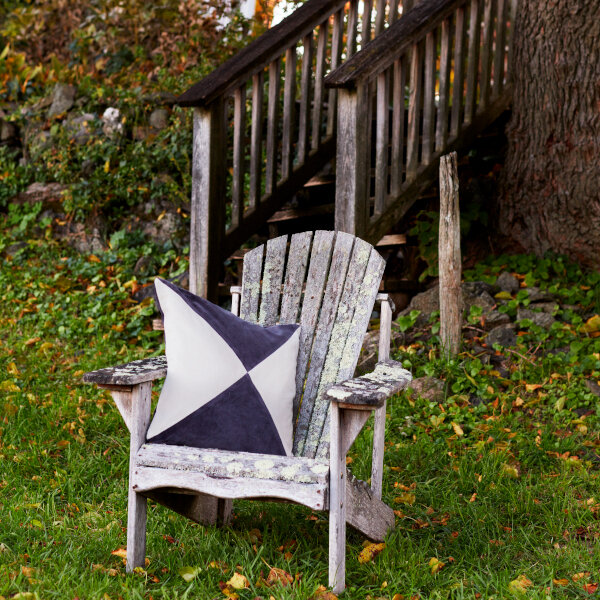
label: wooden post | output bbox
[335,85,369,237]
[190,102,226,301]
[438,152,462,358]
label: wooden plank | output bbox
[377,233,407,245]
[298,232,355,458]
[505,0,517,85]
[292,230,336,455]
[126,381,152,572]
[435,17,452,152]
[341,410,371,455]
[439,152,462,357]
[280,231,314,326]
[176,0,348,107]
[389,0,400,23]
[492,0,506,97]
[258,235,288,326]
[328,402,347,594]
[479,0,495,110]
[265,58,281,195]
[406,41,423,181]
[325,0,466,89]
[249,71,264,211]
[240,245,264,323]
[450,5,466,139]
[282,46,297,181]
[390,56,407,195]
[133,465,328,511]
[312,20,329,151]
[374,0,386,36]
[297,33,314,165]
[190,103,226,300]
[374,71,389,217]
[327,8,344,137]
[334,85,370,237]
[422,29,437,164]
[464,0,481,124]
[347,0,359,57]
[361,0,373,45]
[231,84,246,230]
[84,355,167,386]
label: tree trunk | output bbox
[499,0,600,267]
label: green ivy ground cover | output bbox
[1,218,600,599]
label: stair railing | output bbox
[325,0,516,243]
[177,0,413,299]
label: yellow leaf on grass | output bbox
[525,384,543,392]
[266,567,293,587]
[572,572,590,582]
[0,380,19,392]
[394,492,416,505]
[111,548,127,559]
[502,463,519,479]
[7,362,19,376]
[358,542,385,564]
[311,585,338,599]
[178,566,201,582]
[581,315,600,334]
[553,578,569,586]
[509,575,533,594]
[21,566,35,577]
[226,572,249,589]
[429,557,445,574]
[451,422,464,436]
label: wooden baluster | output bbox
[422,29,437,165]
[374,71,389,216]
[335,84,369,237]
[479,0,496,110]
[249,71,264,210]
[297,33,313,165]
[362,0,372,46]
[190,101,226,300]
[450,5,466,140]
[492,0,506,97]
[464,0,481,124]
[403,0,414,13]
[406,41,423,181]
[282,47,297,181]
[374,0,386,36]
[231,84,246,229]
[327,9,344,137]
[390,56,407,195]
[312,20,329,151]
[347,0,359,58]
[505,0,517,85]
[389,0,400,23]
[265,58,281,195]
[435,17,452,152]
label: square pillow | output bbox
[146,278,300,456]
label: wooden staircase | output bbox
[175,0,516,300]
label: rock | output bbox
[585,380,600,397]
[524,286,553,302]
[14,182,67,209]
[140,212,182,245]
[407,285,439,315]
[462,281,495,300]
[47,83,77,118]
[101,107,124,138]
[81,159,96,177]
[64,113,97,145]
[516,308,555,329]
[486,324,516,347]
[408,376,445,402]
[469,291,496,312]
[149,108,169,130]
[134,255,153,274]
[0,120,18,142]
[3,241,27,257]
[53,221,105,253]
[529,301,559,314]
[496,272,519,294]
[482,310,511,329]
[26,130,52,159]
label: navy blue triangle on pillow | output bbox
[146,278,300,457]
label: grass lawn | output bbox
[1,218,600,599]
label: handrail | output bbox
[177,0,347,107]
[325,0,458,88]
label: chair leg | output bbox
[329,403,346,594]
[126,488,147,572]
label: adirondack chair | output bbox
[84,230,412,593]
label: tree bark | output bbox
[499,0,600,267]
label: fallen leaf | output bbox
[311,585,338,599]
[111,548,127,559]
[0,380,19,392]
[583,583,598,594]
[581,315,600,334]
[552,578,569,586]
[573,572,590,582]
[7,362,19,376]
[358,542,385,564]
[470,493,477,502]
[178,566,201,582]
[21,566,35,577]
[451,422,464,436]
[509,575,532,594]
[525,384,543,392]
[227,572,249,589]
[428,557,444,575]
[502,463,519,479]
[266,567,293,587]
[394,492,416,505]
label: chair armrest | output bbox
[325,360,412,409]
[83,355,167,387]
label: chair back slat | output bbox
[239,231,385,459]
[258,236,288,326]
[240,245,264,323]
[294,232,355,457]
[280,232,313,325]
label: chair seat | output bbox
[135,443,330,485]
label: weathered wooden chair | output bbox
[84,230,411,593]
